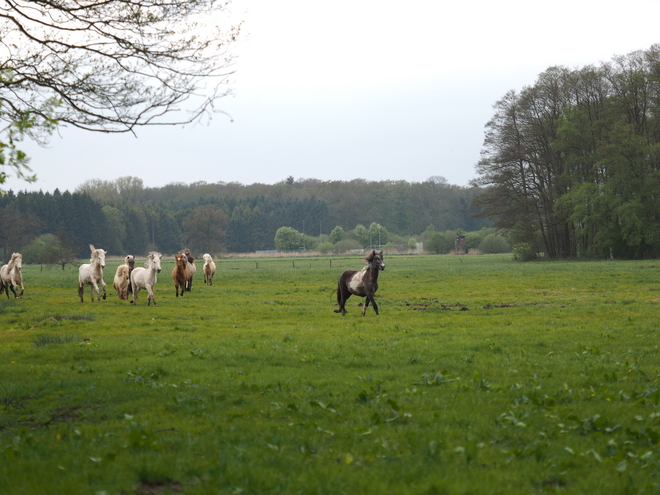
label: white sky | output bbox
[11,0,660,192]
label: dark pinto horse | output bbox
[334,250,385,316]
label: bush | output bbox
[426,232,455,254]
[329,226,344,244]
[274,227,304,251]
[512,242,537,261]
[333,239,363,254]
[316,242,334,254]
[479,234,511,254]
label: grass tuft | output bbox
[32,334,80,346]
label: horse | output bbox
[203,253,216,286]
[113,254,135,300]
[182,248,196,291]
[334,250,385,316]
[78,245,107,302]
[0,252,24,299]
[172,253,189,297]
[125,255,135,296]
[131,251,162,306]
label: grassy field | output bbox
[1,254,659,494]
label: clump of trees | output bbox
[273,224,509,255]
[474,45,660,259]
[0,176,495,261]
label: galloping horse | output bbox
[172,253,189,297]
[78,245,107,302]
[182,248,196,291]
[113,255,135,300]
[203,253,216,286]
[0,252,24,299]
[334,250,386,316]
[131,252,162,306]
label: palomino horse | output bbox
[334,250,386,316]
[0,252,25,299]
[131,252,162,306]
[113,255,135,300]
[78,245,107,302]
[203,253,216,286]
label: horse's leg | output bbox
[334,285,343,314]
[10,284,19,298]
[148,286,156,306]
[101,280,107,300]
[90,281,99,302]
[78,283,84,302]
[335,285,351,316]
[365,294,379,316]
[362,296,370,316]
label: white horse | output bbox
[78,245,107,302]
[203,253,216,286]
[131,252,162,306]
[0,252,24,299]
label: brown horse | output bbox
[172,253,190,297]
[334,250,385,316]
[181,248,196,291]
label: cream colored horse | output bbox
[78,245,107,302]
[131,252,162,306]
[203,253,216,286]
[0,252,24,299]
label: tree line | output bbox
[474,45,660,259]
[0,176,492,261]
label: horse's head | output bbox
[11,253,22,270]
[182,248,194,263]
[203,253,212,263]
[98,249,107,268]
[89,246,106,268]
[365,250,385,271]
[125,255,135,269]
[175,253,185,266]
[149,252,162,273]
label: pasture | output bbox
[1,254,659,494]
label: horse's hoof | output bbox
[103,294,106,300]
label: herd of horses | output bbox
[1,247,386,315]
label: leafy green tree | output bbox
[274,227,303,251]
[329,226,344,244]
[22,234,76,269]
[368,222,389,247]
[353,224,370,248]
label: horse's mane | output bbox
[363,250,380,263]
[7,253,21,270]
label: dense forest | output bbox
[474,45,660,259]
[0,176,492,261]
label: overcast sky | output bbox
[11,0,660,193]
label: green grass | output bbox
[1,254,660,494]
